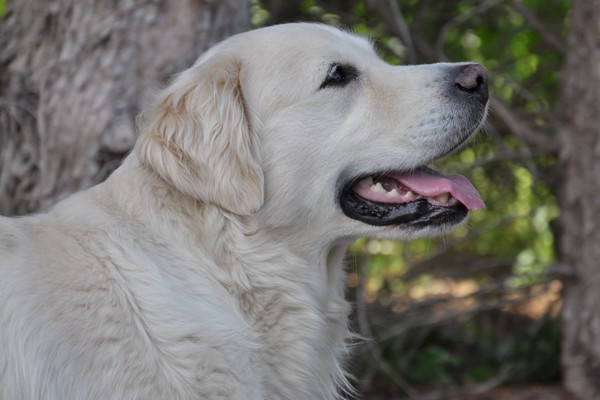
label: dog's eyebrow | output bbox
[319,63,360,90]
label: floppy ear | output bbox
[136,54,263,215]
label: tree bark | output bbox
[0,0,249,216]
[559,1,600,398]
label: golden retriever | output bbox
[0,23,487,399]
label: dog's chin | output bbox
[339,188,469,229]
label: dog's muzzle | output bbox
[339,63,488,228]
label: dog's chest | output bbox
[123,234,350,399]
[228,282,350,399]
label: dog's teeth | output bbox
[448,197,458,206]
[358,176,374,187]
[387,189,399,197]
[372,182,386,193]
[435,193,449,203]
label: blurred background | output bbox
[1,0,598,399]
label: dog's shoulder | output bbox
[0,184,269,398]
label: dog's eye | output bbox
[320,64,358,89]
[327,66,345,83]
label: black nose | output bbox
[454,64,489,105]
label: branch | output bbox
[444,148,547,173]
[366,0,417,64]
[411,366,510,400]
[490,96,557,153]
[500,74,561,128]
[376,280,557,342]
[355,251,424,400]
[434,0,503,61]
[507,0,566,54]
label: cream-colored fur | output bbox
[0,23,486,399]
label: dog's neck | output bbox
[99,155,354,398]
[107,155,351,276]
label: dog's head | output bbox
[137,23,487,246]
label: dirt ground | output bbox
[365,384,577,400]
[463,384,576,400]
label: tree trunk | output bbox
[0,0,249,216]
[559,1,600,398]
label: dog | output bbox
[0,23,488,399]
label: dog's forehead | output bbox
[234,23,377,61]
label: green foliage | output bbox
[374,314,562,387]
[250,1,269,27]
[406,345,462,386]
[0,0,5,17]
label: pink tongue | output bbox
[397,167,485,211]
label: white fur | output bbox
[0,23,485,399]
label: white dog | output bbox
[0,23,488,399]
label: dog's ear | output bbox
[137,54,263,215]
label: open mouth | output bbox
[339,166,485,228]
